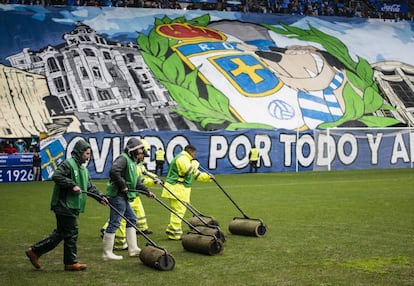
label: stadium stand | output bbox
[0,0,412,20]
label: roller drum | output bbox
[228,219,267,237]
[188,226,226,243]
[187,216,220,227]
[181,233,224,255]
[139,245,175,271]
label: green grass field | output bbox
[1,169,413,285]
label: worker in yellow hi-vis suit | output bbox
[100,139,161,250]
[162,144,214,240]
[155,147,165,176]
[249,145,259,173]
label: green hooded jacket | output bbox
[50,139,102,216]
[106,153,139,201]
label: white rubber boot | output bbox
[126,227,141,257]
[102,232,123,261]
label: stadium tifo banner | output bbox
[39,128,414,180]
[1,6,414,140]
[313,128,414,171]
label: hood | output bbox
[71,139,91,165]
[125,137,144,152]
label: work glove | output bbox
[154,177,164,185]
[191,160,200,173]
[87,191,109,206]
[99,194,109,206]
[73,185,82,194]
[146,191,156,198]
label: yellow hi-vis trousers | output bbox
[131,196,149,231]
[166,199,187,240]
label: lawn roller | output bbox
[186,203,220,228]
[142,170,220,228]
[199,166,267,237]
[85,191,175,271]
[134,190,224,256]
[151,181,226,243]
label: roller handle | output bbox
[132,190,204,234]
[198,166,251,220]
[83,191,161,249]
[212,178,250,219]
[133,189,218,240]
[140,172,215,226]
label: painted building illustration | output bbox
[0,64,52,138]
[6,22,199,135]
[372,61,414,127]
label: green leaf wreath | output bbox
[138,15,401,130]
[137,14,273,130]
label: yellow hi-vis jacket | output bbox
[161,151,211,203]
[249,148,259,161]
[156,149,165,161]
[137,162,158,187]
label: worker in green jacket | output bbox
[162,144,214,240]
[102,138,155,261]
[25,139,108,271]
[100,139,158,250]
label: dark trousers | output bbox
[31,214,78,265]
[33,166,41,181]
[249,160,258,173]
[155,160,164,176]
